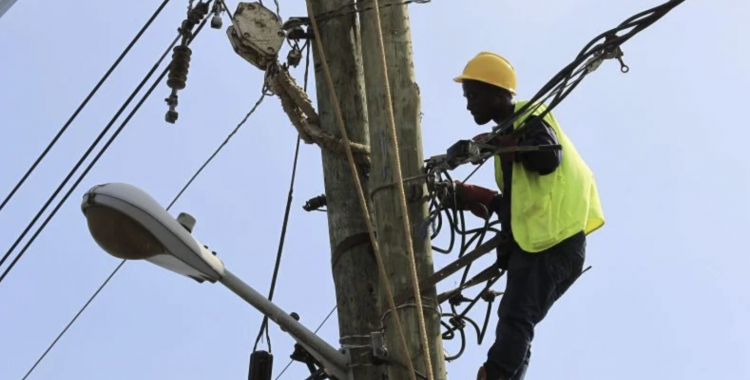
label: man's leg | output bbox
[509,349,530,380]
[483,232,586,380]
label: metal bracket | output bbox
[394,235,504,305]
[283,17,314,40]
[370,331,388,364]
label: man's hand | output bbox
[448,181,499,219]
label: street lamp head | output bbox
[80,183,225,283]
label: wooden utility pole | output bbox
[359,1,447,379]
[306,1,383,380]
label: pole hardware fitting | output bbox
[425,138,561,175]
[303,194,327,212]
[448,293,472,307]
[248,350,274,380]
[226,2,286,71]
[448,315,466,330]
[289,343,330,379]
[369,331,388,365]
[210,1,224,29]
[282,17,314,40]
[480,289,503,303]
[585,33,630,74]
[164,1,211,124]
[279,311,301,333]
[286,44,303,68]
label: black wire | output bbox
[17,15,278,377]
[0,0,172,216]
[497,0,683,141]
[428,0,685,363]
[0,15,211,287]
[252,42,311,354]
[273,305,338,380]
[20,260,126,380]
[442,315,466,362]
[168,91,266,210]
[459,1,684,184]
[0,32,181,273]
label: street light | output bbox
[80,182,351,380]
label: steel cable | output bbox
[0,0,172,216]
[15,16,221,376]
[253,43,311,354]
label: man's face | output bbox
[462,80,511,125]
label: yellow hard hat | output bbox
[453,52,517,95]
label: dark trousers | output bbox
[484,231,586,380]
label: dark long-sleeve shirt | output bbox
[497,116,562,236]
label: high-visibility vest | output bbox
[494,101,604,253]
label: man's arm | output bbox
[516,116,562,175]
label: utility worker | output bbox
[450,52,605,380]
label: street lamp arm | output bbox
[220,269,351,380]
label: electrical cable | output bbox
[252,43,311,354]
[273,305,338,380]
[0,28,182,274]
[18,19,278,378]
[458,0,685,183]
[20,260,126,380]
[168,91,266,211]
[272,0,281,21]
[0,12,212,288]
[0,0,172,216]
[421,3,687,356]
[0,31,180,278]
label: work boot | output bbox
[477,365,507,380]
[476,366,487,380]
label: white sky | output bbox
[1,0,748,379]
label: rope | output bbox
[366,0,435,378]
[268,65,371,166]
[303,2,418,380]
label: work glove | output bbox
[472,132,520,161]
[448,181,499,220]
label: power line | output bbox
[460,0,685,183]
[273,305,338,380]
[19,57,269,380]
[0,0,172,216]
[0,13,212,287]
[0,31,180,277]
[20,260,125,380]
[167,92,267,210]
[253,42,311,354]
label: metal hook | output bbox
[618,57,630,73]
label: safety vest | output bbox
[494,101,604,253]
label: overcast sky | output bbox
[1,0,748,379]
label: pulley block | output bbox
[227,2,285,70]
